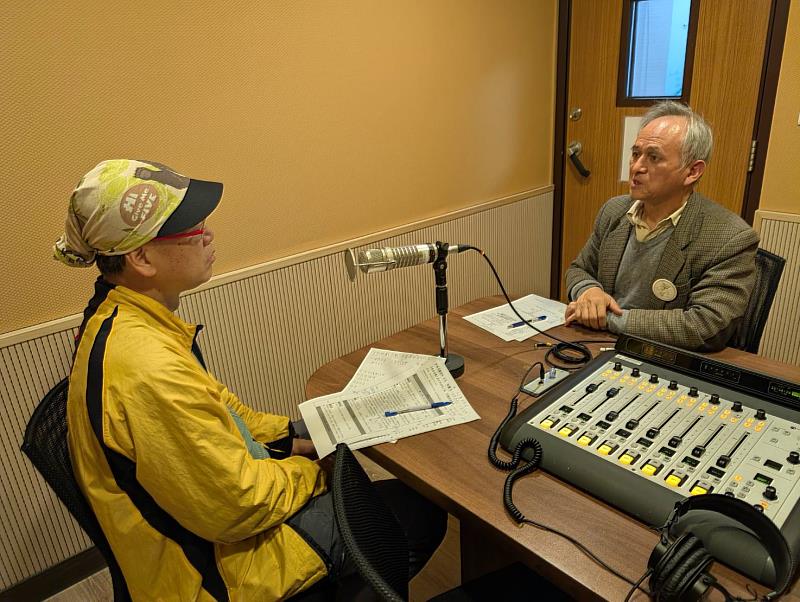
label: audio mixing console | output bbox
[500,334,800,585]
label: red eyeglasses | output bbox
[154,227,206,241]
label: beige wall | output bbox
[760,0,800,214]
[0,1,557,335]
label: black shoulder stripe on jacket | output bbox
[191,325,207,370]
[86,308,229,601]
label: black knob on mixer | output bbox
[614,362,623,371]
[732,401,743,412]
[688,386,699,397]
[788,451,800,465]
[649,374,659,384]
[764,486,778,501]
[755,409,766,420]
[669,380,678,390]
[709,394,720,405]
[631,368,640,377]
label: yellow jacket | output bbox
[67,280,328,601]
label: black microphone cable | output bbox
[460,246,613,370]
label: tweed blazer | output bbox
[565,192,759,351]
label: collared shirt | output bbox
[626,200,687,242]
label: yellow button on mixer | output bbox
[597,442,619,456]
[540,418,555,429]
[641,459,663,476]
[690,485,708,496]
[619,452,639,465]
[578,434,596,446]
[558,426,575,437]
[665,474,683,487]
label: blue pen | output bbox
[508,315,547,329]
[384,401,452,417]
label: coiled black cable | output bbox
[487,361,545,522]
[485,332,650,594]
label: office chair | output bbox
[21,378,132,602]
[331,444,571,602]
[730,248,786,354]
[332,442,410,601]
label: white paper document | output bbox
[463,293,567,342]
[299,350,480,458]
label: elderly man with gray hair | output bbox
[564,101,758,351]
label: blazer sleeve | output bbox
[623,227,759,351]
[565,201,610,299]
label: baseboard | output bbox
[0,547,106,602]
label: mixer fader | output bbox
[500,334,800,584]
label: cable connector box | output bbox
[520,367,571,397]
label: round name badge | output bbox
[652,278,678,302]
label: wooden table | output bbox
[306,296,800,601]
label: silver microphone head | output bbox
[344,244,437,280]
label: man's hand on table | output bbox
[565,286,622,330]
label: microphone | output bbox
[345,243,466,280]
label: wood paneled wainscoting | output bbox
[754,210,800,366]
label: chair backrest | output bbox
[21,378,131,601]
[332,443,409,602]
[730,248,786,354]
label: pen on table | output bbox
[384,401,452,417]
[508,315,547,329]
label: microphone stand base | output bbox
[444,353,465,379]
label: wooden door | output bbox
[560,0,772,299]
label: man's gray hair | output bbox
[640,100,713,167]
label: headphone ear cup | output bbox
[650,535,698,594]
[659,546,714,602]
[650,534,715,602]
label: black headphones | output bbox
[648,494,794,601]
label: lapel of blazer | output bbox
[649,192,704,306]
[598,211,632,294]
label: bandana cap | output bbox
[54,159,222,267]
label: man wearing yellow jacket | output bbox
[54,160,445,601]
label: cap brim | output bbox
[157,179,223,236]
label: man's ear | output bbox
[684,160,705,186]
[125,246,157,278]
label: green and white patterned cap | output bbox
[54,159,223,267]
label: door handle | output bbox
[567,141,591,178]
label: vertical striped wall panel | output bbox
[0,329,86,590]
[0,191,552,591]
[755,211,800,366]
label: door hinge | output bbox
[748,139,757,172]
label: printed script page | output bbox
[300,351,480,458]
[463,293,567,342]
